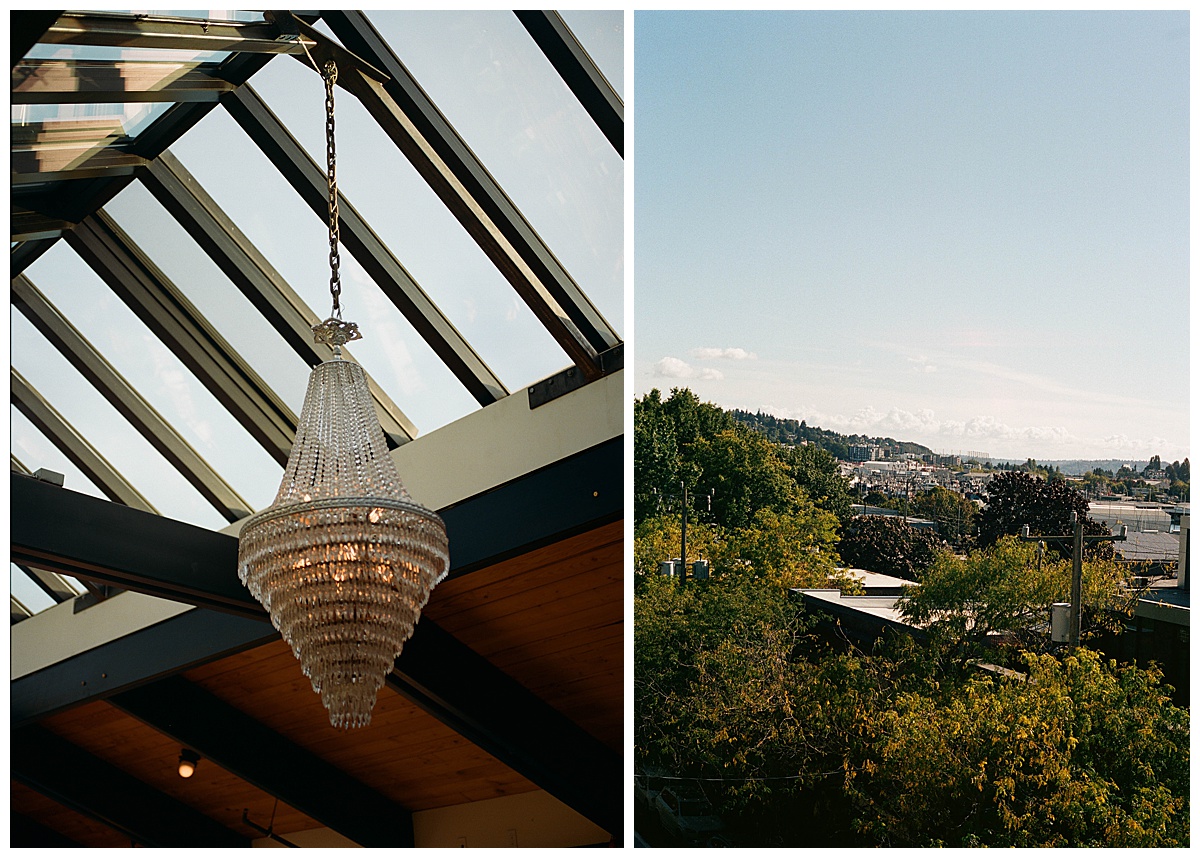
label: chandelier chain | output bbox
[323,60,342,319]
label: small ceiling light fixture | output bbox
[237,59,449,730]
[178,749,200,779]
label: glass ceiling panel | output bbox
[247,36,575,392]
[23,42,232,67]
[103,180,313,413]
[166,98,483,435]
[23,238,282,513]
[365,11,624,338]
[12,101,168,143]
[12,299,232,531]
[11,405,108,501]
[12,566,56,616]
[559,10,625,98]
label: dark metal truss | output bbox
[10,369,157,512]
[11,438,623,838]
[220,84,509,407]
[515,10,624,157]
[138,151,417,445]
[13,274,253,522]
[65,211,298,466]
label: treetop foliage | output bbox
[838,515,946,582]
[634,388,853,528]
[635,568,1188,847]
[977,471,1111,559]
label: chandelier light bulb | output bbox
[178,749,199,778]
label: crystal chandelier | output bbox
[237,60,448,729]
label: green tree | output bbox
[908,486,977,548]
[900,536,1131,652]
[729,505,844,589]
[783,443,853,521]
[842,649,1189,847]
[690,426,801,530]
[977,471,1110,559]
[634,390,678,523]
[636,567,1188,847]
[838,515,946,581]
[633,514,728,582]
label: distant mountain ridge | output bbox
[733,410,1154,474]
[1005,459,1150,476]
[731,409,934,460]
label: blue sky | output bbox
[634,11,1188,462]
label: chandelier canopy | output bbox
[236,59,448,729]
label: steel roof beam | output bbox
[111,676,414,847]
[222,84,508,406]
[39,12,315,55]
[21,565,81,603]
[11,438,624,837]
[10,48,273,241]
[11,236,61,275]
[318,12,620,373]
[13,725,249,847]
[514,11,623,157]
[12,596,34,624]
[139,151,417,445]
[10,369,157,513]
[11,11,64,69]
[13,274,254,522]
[66,212,297,466]
[12,59,237,104]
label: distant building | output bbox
[848,445,877,462]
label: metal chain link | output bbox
[323,60,342,319]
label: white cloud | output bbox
[907,355,937,373]
[770,404,1187,461]
[653,356,724,380]
[691,346,758,360]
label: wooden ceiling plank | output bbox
[109,675,415,847]
[12,725,248,847]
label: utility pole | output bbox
[1021,514,1127,650]
[679,481,688,584]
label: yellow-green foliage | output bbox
[635,570,1189,847]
